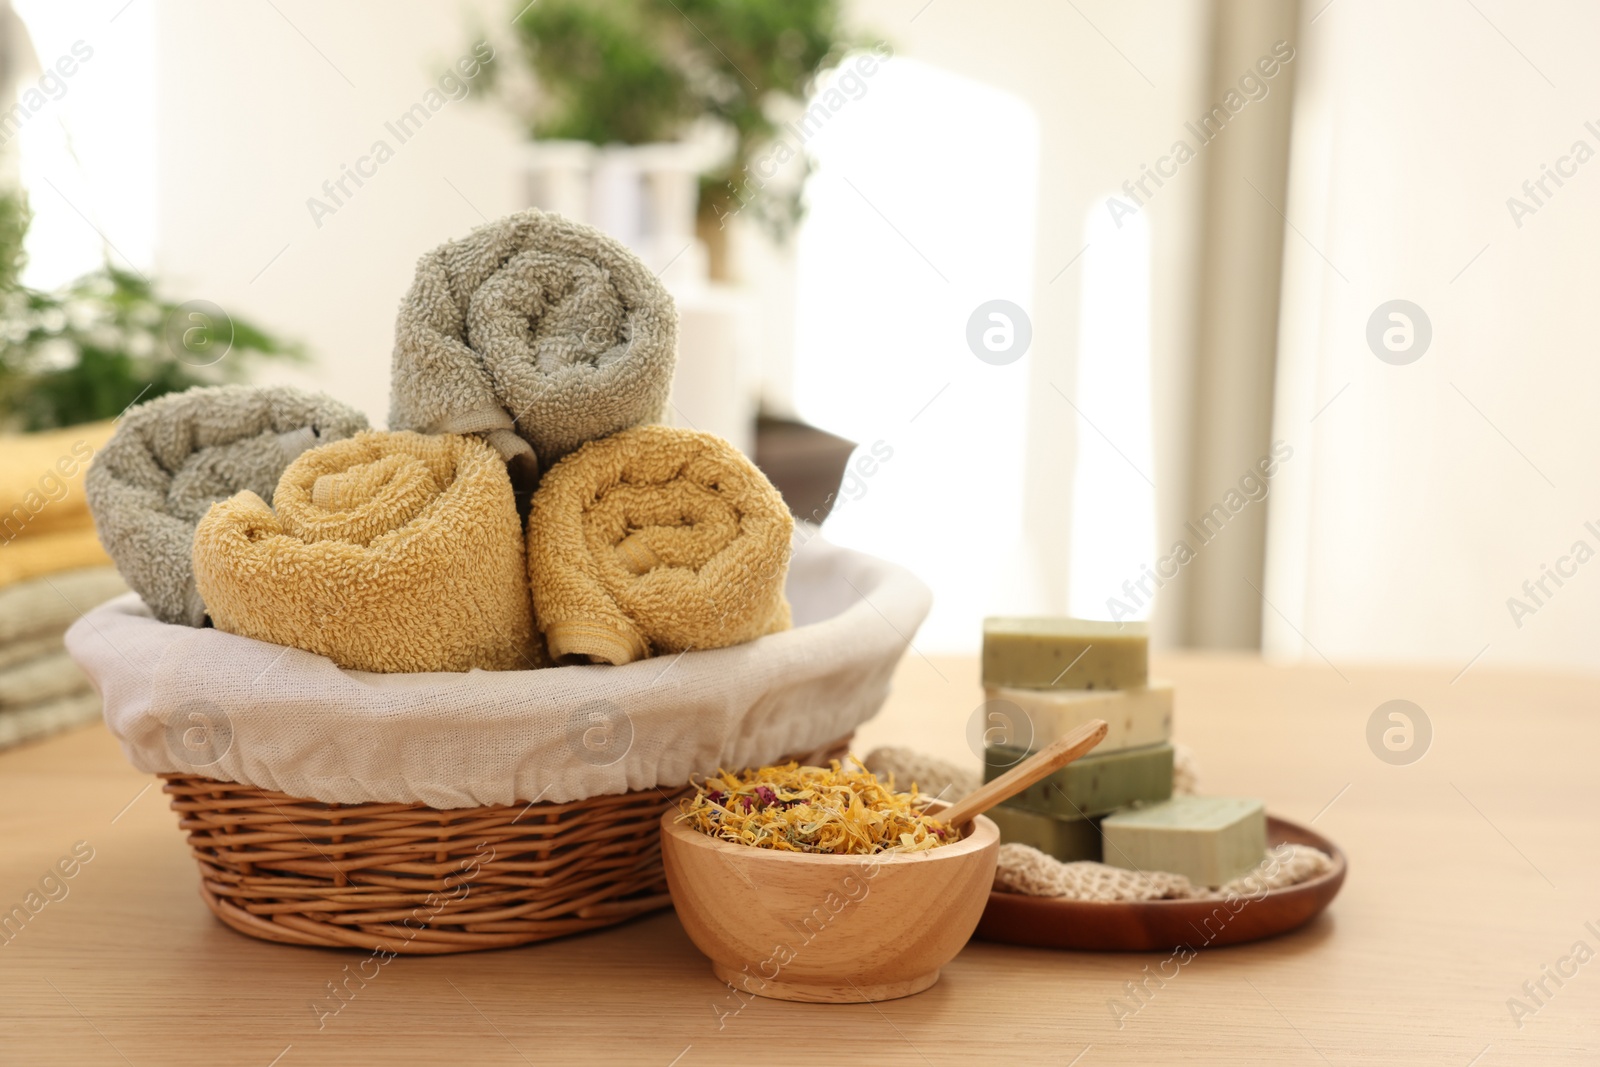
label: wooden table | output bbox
[3,653,1597,1065]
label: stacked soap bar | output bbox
[981,617,1171,863]
[981,683,1174,755]
[986,741,1174,818]
[1103,796,1266,885]
[985,805,1103,860]
[979,616,1270,886]
[982,617,1149,691]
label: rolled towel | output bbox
[85,385,369,626]
[0,420,114,544]
[389,208,677,476]
[0,566,128,644]
[527,424,792,666]
[192,430,542,673]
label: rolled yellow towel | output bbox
[527,424,793,665]
[192,431,542,673]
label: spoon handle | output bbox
[939,719,1109,828]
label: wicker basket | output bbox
[161,734,850,954]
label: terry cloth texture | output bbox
[0,566,128,645]
[389,208,677,474]
[0,527,111,588]
[0,420,114,544]
[0,649,91,709]
[85,385,369,626]
[0,691,102,751]
[192,430,541,674]
[0,635,63,671]
[527,424,792,666]
[68,530,931,807]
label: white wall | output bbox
[152,0,522,426]
[1265,0,1600,672]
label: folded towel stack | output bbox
[0,567,127,750]
[528,424,793,665]
[390,208,677,477]
[1,421,116,587]
[85,385,369,626]
[0,422,130,750]
[193,430,541,673]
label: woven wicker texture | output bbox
[164,736,848,954]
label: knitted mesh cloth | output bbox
[863,746,982,803]
[993,841,1334,901]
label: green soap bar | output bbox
[1102,796,1266,886]
[985,742,1173,819]
[987,805,1103,862]
[982,616,1148,690]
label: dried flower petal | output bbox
[677,759,955,855]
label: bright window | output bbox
[792,56,1039,652]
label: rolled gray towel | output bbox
[0,566,126,645]
[389,208,677,476]
[84,385,369,626]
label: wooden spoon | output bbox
[938,718,1109,829]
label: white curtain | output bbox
[1265,0,1600,671]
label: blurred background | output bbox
[1,0,1594,675]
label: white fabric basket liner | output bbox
[66,532,931,809]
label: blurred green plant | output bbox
[481,0,865,240]
[0,192,305,432]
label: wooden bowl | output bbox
[660,801,1000,1003]
[975,814,1347,951]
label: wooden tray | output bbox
[975,815,1346,952]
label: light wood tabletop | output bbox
[2,652,1597,1065]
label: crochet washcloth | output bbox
[993,841,1335,902]
[84,385,369,626]
[527,424,792,666]
[389,208,677,476]
[863,747,983,803]
[192,431,541,674]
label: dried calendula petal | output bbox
[677,759,956,855]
